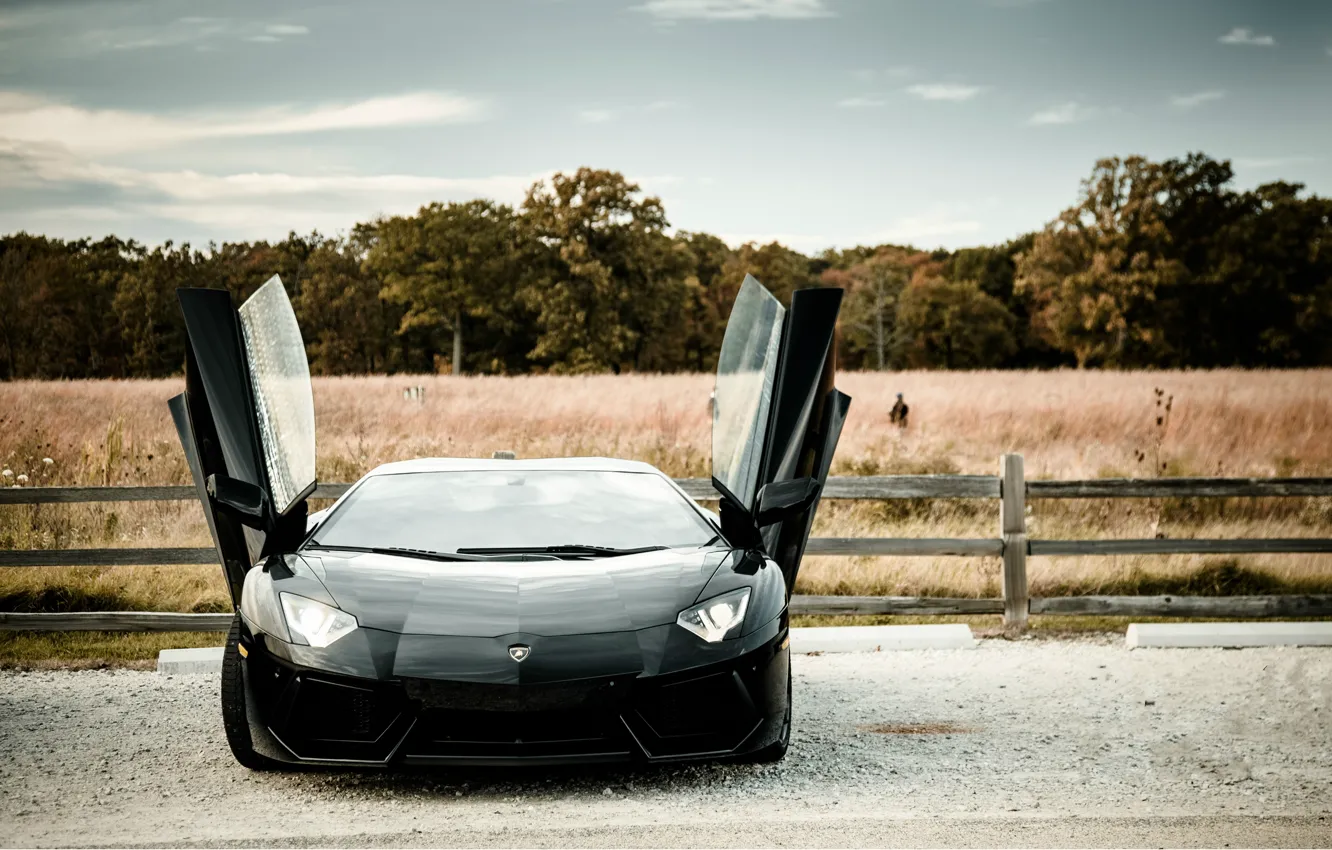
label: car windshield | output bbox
[307,469,719,557]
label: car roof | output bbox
[363,456,668,478]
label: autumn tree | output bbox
[1015,156,1186,367]
[718,241,818,309]
[673,231,733,371]
[829,250,912,370]
[1,155,1329,378]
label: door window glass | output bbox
[712,275,785,509]
[239,276,316,514]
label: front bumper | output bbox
[237,625,791,767]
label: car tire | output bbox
[740,661,791,764]
[221,614,275,771]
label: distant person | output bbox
[890,392,909,428]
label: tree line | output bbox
[1,153,1328,380]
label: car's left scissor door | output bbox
[169,276,316,607]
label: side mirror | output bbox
[755,478,821,527]
[207,474,267,528]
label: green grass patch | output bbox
[0,631,222,670]
[1035,559,1332,597]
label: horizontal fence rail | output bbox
[1030,539,1332,556]
[1027,477,1332,499]
[4,459,1332,631]
[7,475,1332,505]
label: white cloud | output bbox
[1219,27,1275,47]
[0,91,488,156]
[0,139,689,241]
[906,83,985,102]
[1028,101,1103,125]
[0,138,549,238]
[578,109,614,123]
[53,16,311,52]
[837,95,886,108]
[243,25,309,44]
[1170,90,1225,108]
[634,0,833,21]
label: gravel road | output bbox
[2,637,1330,848]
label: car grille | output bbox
[626,669,761,757]
[252,644,778,765]
[399,675,633,762]
[401,676,626,712]
[275,673,411,762]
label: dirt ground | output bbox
[2,639,1330,848]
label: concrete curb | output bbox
[157,647,225,674]
[1126,621,1332,649]
[790,624,977,653]
[156,624,979,673]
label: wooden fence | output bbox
[2,453,1331,632]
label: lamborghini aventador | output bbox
[169,273,850,769]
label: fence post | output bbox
[1000,453,1029,631]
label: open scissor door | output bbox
[711,275,851,595]
[168,276,316,606]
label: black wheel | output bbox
[220,614,275,770]
[740,660,791,764]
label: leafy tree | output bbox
[0,234,133,379]
[1015,156,1184,367]
[1,156,1329,379]
[287,235,399,374]
[719,241,818,309]
[520,169,688,373]
[674,231,734,371]
[113,242,198,377]
[364,200,530,375]
[826,250,912,370]
[893,277,1017,369]
[1198,181,1332,365]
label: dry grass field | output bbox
[2,369,1331,618]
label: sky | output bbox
[1,0,1330,254]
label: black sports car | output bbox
[169,274,850,769]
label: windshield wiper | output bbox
[455,544,669,558]
[304,543,494,562]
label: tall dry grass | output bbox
[1,370,1330,610]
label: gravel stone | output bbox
[1,640,1330,847]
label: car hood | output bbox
[298,547,730,637]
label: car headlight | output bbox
[279,592,358,648]
[677,588,750,643]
